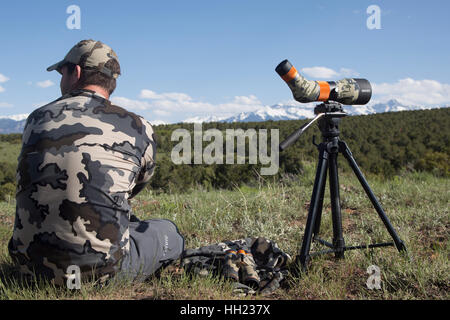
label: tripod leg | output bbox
[339,141,407,252]
[297,144,329,271]
[328,150,345,259]
[313,164,327,237]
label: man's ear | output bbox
[74,65,82,81]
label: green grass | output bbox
[0,162,448,300]
[0,142,20,165]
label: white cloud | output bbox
[110,97,153,111]
[301,67,359,79]
[153,109,172,117]
[0,113,28,120]
[301,67,339,79]
[0,73,9,93]
[372,78,450,106]
[36,80,55,88]
[112,90,264,122]
[139,89,192,102]
[339,68,360,77]
[0,73,9,83]
[0,102,13,108]
[110,78,450,124]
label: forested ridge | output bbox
[0,107,448,197]
[151,107,449,192]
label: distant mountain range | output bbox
[0,100,447,133]
[183,99,443,123]
[0,114,28,134]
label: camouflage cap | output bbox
[47,39,120,79]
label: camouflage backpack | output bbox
[181,237,291,296]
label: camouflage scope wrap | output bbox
[276,59,372,105]
[181,237,291,295]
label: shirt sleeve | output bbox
[129,120,157,198]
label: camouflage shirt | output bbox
[8,89,156,285]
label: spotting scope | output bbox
[275,59,372,105]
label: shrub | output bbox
[0,182,16,201]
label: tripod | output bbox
[280,102,407,272]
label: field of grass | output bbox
[0,162,448,300]
[0,141,20,165]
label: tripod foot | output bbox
[396,240,407,253]
[289,255,310,277]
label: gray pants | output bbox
[119,218,184,281]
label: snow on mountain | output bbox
[0,114,29,121]
[0,100,446,133]
[222,104,315,122]
[346,99,430,115]
[182,103,317,124]
[183,115,229,123]
[183,99,442,123]
[149,120,168,126]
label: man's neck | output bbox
[81,85,110,100]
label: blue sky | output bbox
[0,0,449,123]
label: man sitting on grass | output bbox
[8,39,184,286]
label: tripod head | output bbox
[314,101,344,114]
[279,101,347,151]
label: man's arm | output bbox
[129,129,157,199]
[129,162,155,198]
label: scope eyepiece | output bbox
[275,59,296,80]
[276,59,372,105]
